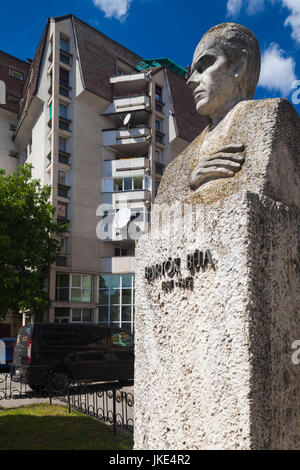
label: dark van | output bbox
[10,323,134,389]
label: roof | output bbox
[72,16,142,102]
[137,59,188,78]
[0,50,30,114]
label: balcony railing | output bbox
[101,256,135,273]
[103,95,151,115]
[102,127,151,148]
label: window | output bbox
[60,52,71,65]
[155,102,164,113]
[56,274,93,303]
[9,68,24,81]
[108,176,149,193]
[98,274,134,334]
[155,133,163,144]
[6,94,19,104]
[114,247,128,257]
[59,103,70,131]
[60,36,70,53]
[58,170,67,186]
[49,102,53,120]
[9,150,18,158]
[54,308,92,323]
[71,275,93,302]
[56,274,70,301]
[71,309,92,323]
[59,137,68,153]
[155,149,162,163]
[59,237,68,255]
[57,201,68,221]
[54,307,70,323]
[155,119,161,132]
[59,103,68,119]
[155,85,163,102]
[59,68,70,97]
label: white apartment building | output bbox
[0,15,207,337]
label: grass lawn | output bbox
[0,403,133,450]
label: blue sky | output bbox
[0,0,299,111]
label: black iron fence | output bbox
[0,372,134,435]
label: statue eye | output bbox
[196,55,216,74]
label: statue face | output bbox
[187,39,239,119]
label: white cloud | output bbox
[226,0,243,16]
[258,42,296,96]
[247,0,265,14]
[226,0,300,44]
[281,0,300,44]
[93,0,133,20]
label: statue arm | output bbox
[188,143,245,190]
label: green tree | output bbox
[0,164,67,321]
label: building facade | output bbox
[0,15,207,336]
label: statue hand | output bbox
[189,143,245,190]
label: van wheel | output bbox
[50,372,69,394]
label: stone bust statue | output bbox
[187,23,260,190]
[155,22,300,210]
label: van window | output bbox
[38,326,73,348]
[17,326,32,344]
[72,325,107,348]
[110,331,134,348]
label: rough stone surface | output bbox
[134,98,300,450]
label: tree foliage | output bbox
[0,164,66,319]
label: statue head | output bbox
[187,23,261,127]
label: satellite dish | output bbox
[123,113,132,127]
[113,207,131,229]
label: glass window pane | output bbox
[111,275,121,289]
[58,274,69,288]
[99,289,109,304]
[81,289,92,302]
[113,178,122,191]
[71,288,81,301]
[110,306,120,322]
[121,305,131,322]
[123,177,132,191]
[99,306,108,323]
[122,289,132,304]
[134,176,143,190]
[57,288,69,301]
[83,309,92,322]
[82,275,92,288]
[121,323,132,334]
[55,307,69,317]
[72,309,81,322]
[121,274,132,288]
[72,275,81,288]
[59,104,68,119]
[111,288,120,305]
[59,137,67,152]
[99,275,109,289]
[60,38,69,52]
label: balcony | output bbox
[101,256,135,274]
[110,72,150,96]
[103,157,149,179]
[103,94,151,116]
[102,127,151,155]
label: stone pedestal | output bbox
[134,99,300,450]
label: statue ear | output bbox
[234,49,248,79]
